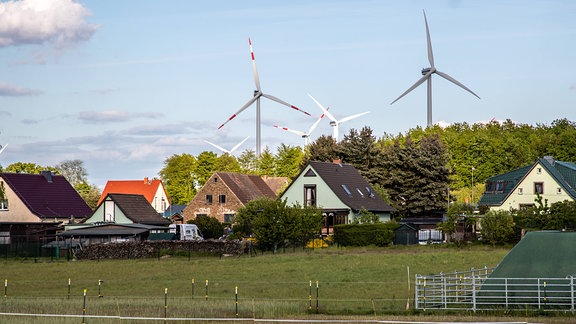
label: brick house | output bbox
[182,172,277,223]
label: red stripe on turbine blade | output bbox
[282,127,288,131]
[248,38,252,45]
[229,114,237,121]
[218,124,225,129]
[251,52,255,61]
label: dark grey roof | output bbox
[164,204,186,217]
[305,161,395,213]
[103,194,171,226]
[59,223,165,237]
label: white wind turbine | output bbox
[218,38,311,155]
[308,94,370,141]
[391,10,480,127]
[204,136,249,155]
[0,143,7,156]
[273,108,328,146]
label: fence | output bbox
[415,267,575,312]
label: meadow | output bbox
[0,244,573,323]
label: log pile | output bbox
[75,239,246,260]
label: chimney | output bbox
[144,177,149,184]
[41,170,53,183]
[543,156,555,165]
[332,159,342,165]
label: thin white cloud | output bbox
[78,110,164,123]
[0,111,12,117]
[0,0,98,48]
[0,82,42,96]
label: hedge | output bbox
[333,223,398,247]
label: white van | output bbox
[169,224,203,241]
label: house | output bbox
[182,172,277,223]
[164,204,186,224]
[0,171,93,224]
[280,161,396,235]
[478,156,576,211]
[0,171,93,248]
[62,193,171,245]
[98,177,170,214]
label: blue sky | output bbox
[0,0,575,188]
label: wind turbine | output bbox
[308,94,370,141]
[204,136,249,155]
[390,10,480,127]
[273,109,328,146]
[218,38,311,155]
[0,143,7,156]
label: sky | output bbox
[0,0,575,188]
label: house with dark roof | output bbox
[478,156,576,211]
[280,161,396,235]
[98,177,170,214]
[0,171,93,224]
[62,193,171,245]
[182,172,277,223]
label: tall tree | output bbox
[339,126,383,184]
[302,135,339,165]
[213,153,241,173]
[194,151,218,187]
[55,159,88,188]
[256,147,275,176]
[274,144,303,178]
[237,149,258,174]
[158,153,197,205]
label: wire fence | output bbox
[415,267,575,312]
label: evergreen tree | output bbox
[339,126,383,184]
[256,147,275,176]
[302,135,339,165]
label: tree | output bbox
[302,135,339,165]
[480,210,515,246]
[339,127,383,184]
[188,216,224,239]
[274,144,303,178]
[75,181,101,210]
[5,162,53,174]
[54,159,88,188]
[256,147,275,176]
[194,151,218,187]
[213,153,241,173]
[286,203,323,248]
[158,153,197,205]
[351,208,380,224]
[237,149,258,174]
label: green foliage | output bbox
[213,153,241,173]
[195,151,218,186]
[480,210,515,246]
[333,222,398,247]
[188,216,224,239]
[339,127,384,184]
[4,162,55,174]
[256,147,275,176]
[158,153,197,205]
[274,143,304,178]
[302,134,339,165]
[352,208,380,224]
[515,196,576,231]
[237,149,258,174]
[74,181,101,210]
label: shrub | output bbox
[333,222,398,247]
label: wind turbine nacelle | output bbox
[329,121,337,126]
[421,67,431,75]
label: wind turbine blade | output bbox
[218,96,259,129]
[423,10,434,68]
[339,111,370,124]
[249,38,261,91]
[390,72,431,104]
[307,111,326,134]
[436,70,481,99]
[261,93,311,116]
[274,125,306,137]
[229,136,250,154]
[308,93,337,122]
[0,143,7,155]
[204,140,229,153]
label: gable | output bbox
[97,178,166,206]
[88,194,170,226]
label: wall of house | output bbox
[0,178,41,222]
[182,175,243,223]
[84,200,133,224]
[281,165,353,220]
[151,184,170,214]
[493,162,574,211]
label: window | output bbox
[304,185,316,207]
[537,168,542,174]
[214,177,218,182]
[495,182,504,192]
[534,182,544,195]
[518,187,523,195]
[218,194,226,204]
[557,187,562,194]
[356,188,364,197]
[0,200,7,210]
[224,214,234,223]
[341,184,352,196]
[205,195,213,204]
[104,200,115,222]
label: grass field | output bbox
[0,244,573,323]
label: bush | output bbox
[333,222,398,247]
[188,216,224,239]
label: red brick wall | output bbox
[182,175,244,223]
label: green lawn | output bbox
[0,244,571,323]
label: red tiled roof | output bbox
[0,172,93,219]
[97,178,165,205]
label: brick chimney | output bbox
[332,159,342,165]
[144,177,149,184]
